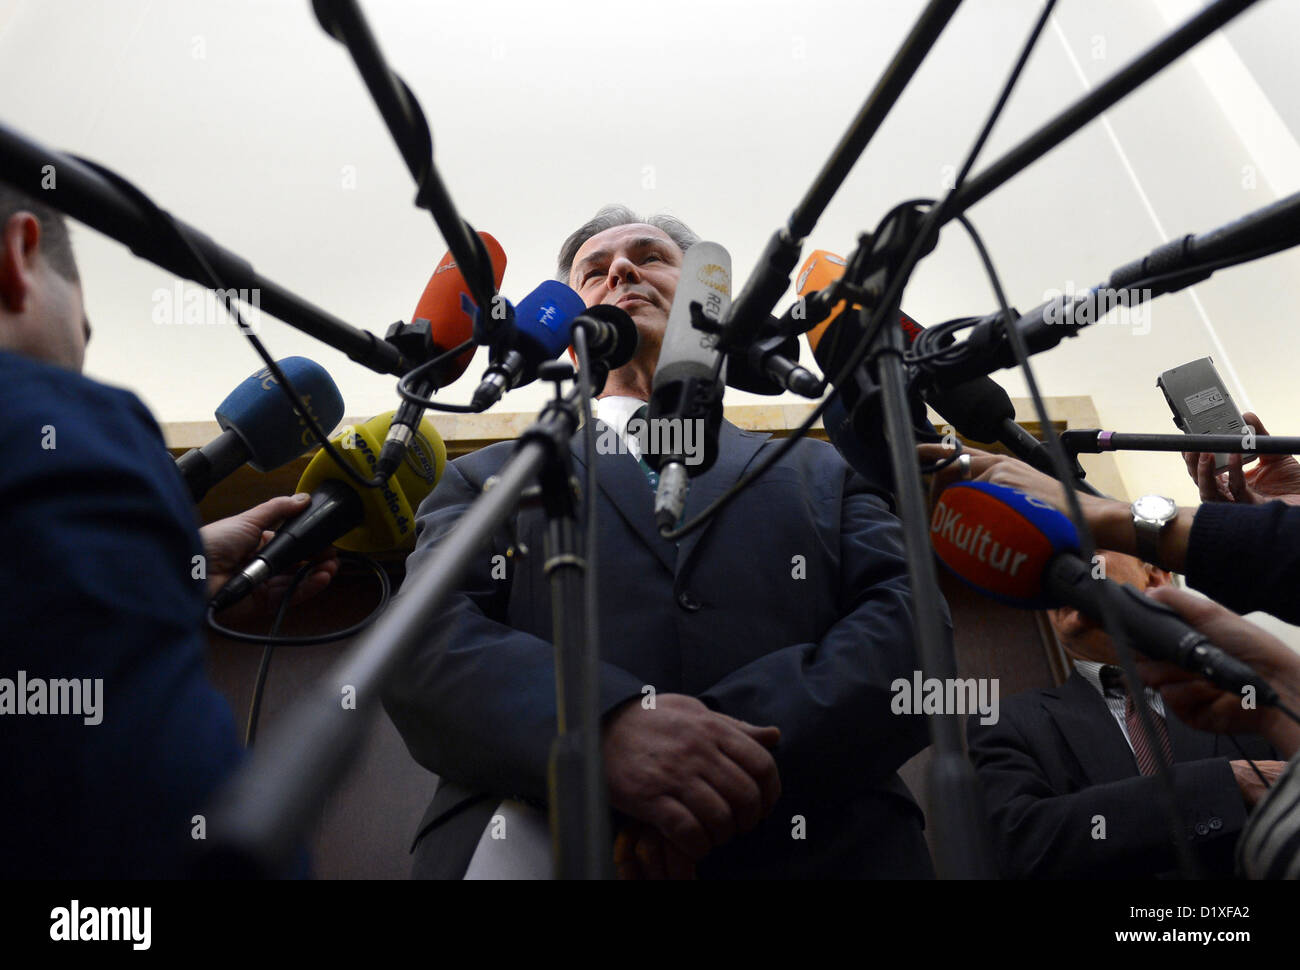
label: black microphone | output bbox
[647,240,730,530]
[921,373,1105,497]
[570,304,639,395]
[1048,554,1277,702]
[921,190,1300,387]
[726,315,820,397]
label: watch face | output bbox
[1134,494,1177,521]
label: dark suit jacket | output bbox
[383,418,940,878]
[966,670,1277,879]
[0,351,245,878]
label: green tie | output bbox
[629,405,659,491]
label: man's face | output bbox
[0,212,90,372]
[1048,550,1171,664]
[568,223,682,366]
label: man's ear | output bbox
[0,212,40,313]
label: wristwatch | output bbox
[1131,494,1177,567]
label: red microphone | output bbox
[376,233,507,481]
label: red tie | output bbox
[1125,690,1174,775]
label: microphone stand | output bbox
[847,214,999,879]
[198,368,612,880]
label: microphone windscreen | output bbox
[512,280,588,377]
[931,481,1079,608]
[799,250,927,374]
[797,250,849,369]
[294,411,446,553]
[411,231,508,384]
[656,241,731,391]
[574,303,639,370]
[215,357,345,472]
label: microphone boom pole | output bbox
[944,0,1263,221]
[720,0,962,353]
[0,121,407,377]
[312,0,498,316]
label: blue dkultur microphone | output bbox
[932,481,1277,701]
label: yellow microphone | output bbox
[210,412,446,611]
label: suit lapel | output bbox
[674,421,771,578]
[571,419,676,574]
[1043,672,1139,784]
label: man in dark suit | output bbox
[967,549,1283,879]
[383,205,938,879]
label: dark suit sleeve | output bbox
[967,711,1248,879]
[382,456,647,803]
[1186,501,1300,624]
[0,370,243,878]
[696,469,933,798]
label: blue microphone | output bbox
[175,357,345,501]
[470,281,587,410]
[932,481,1277,700]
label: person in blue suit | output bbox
[385,205,941,879]
[0,185,335,877]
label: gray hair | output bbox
[556,204,699,283]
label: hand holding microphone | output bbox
[928,477,1277,704]
[918,442,1167,565]
[211,412,446,613]
[1137,586,1300,758]
[199,494,341,626]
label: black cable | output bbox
[1228,735,1272,791]
[395,338,488,413]
[1277,704,1300,729]
[243,562,313,747]
[572,327,600,721]
[206,551,392,647]
[70,156,388,492]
